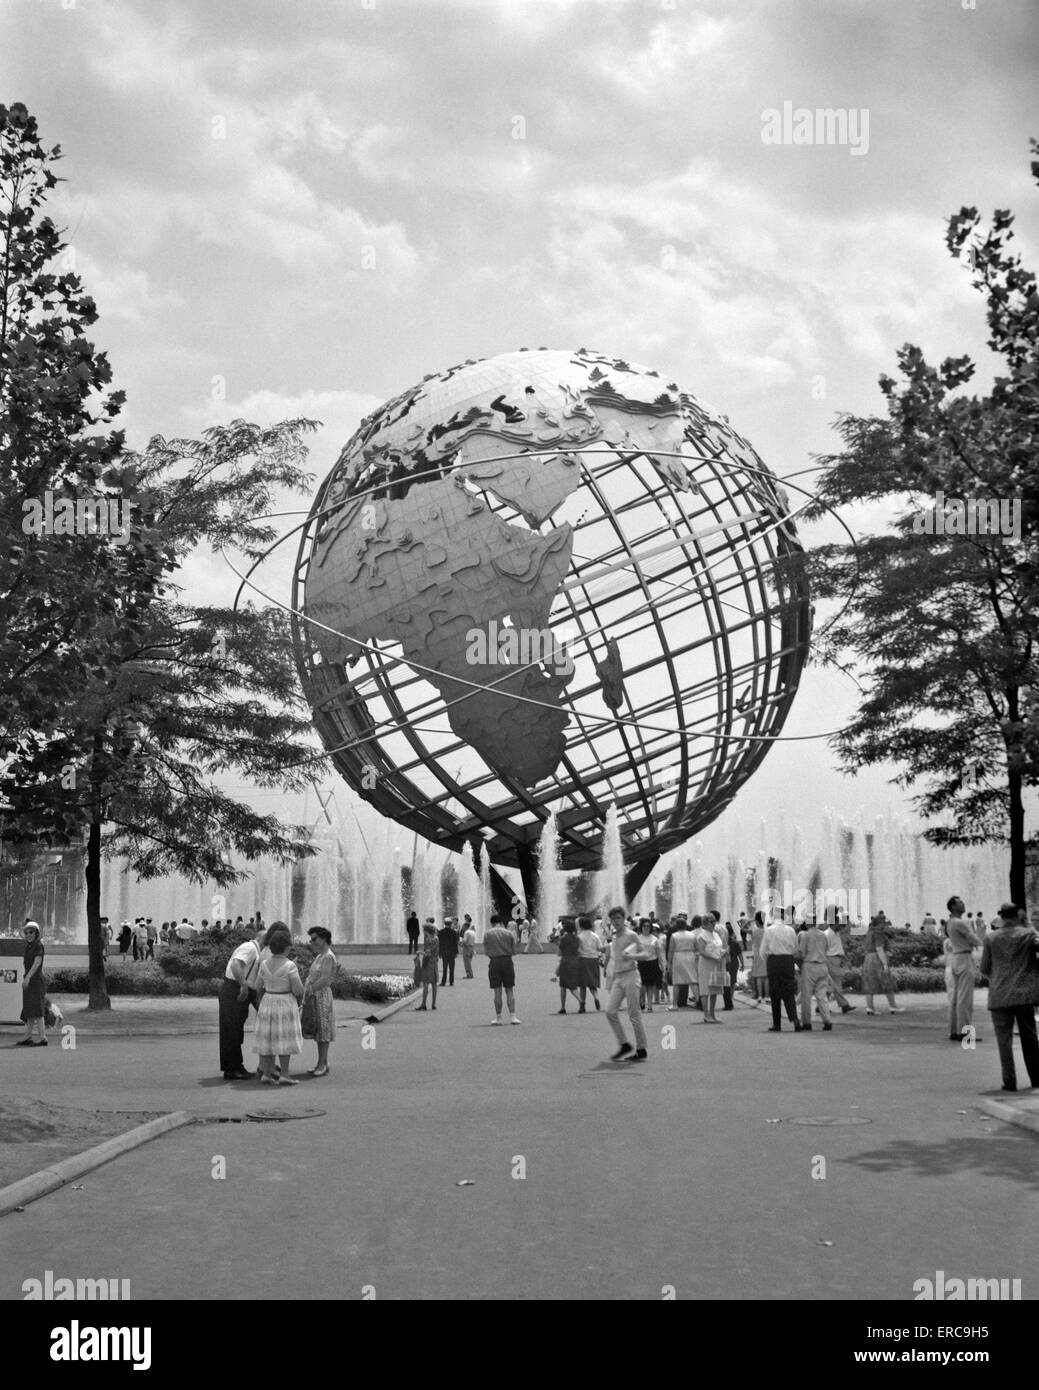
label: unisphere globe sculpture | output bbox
[291,348,811,903]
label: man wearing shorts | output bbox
[604,906,648,1061]
[484,914,520,1025]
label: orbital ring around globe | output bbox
[237,349,817,883]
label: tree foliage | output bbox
[802,141,1039,903]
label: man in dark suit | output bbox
[405,912,420,954]
[438,917,459,986]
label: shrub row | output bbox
[46,959,410,1004]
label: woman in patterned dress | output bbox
[693,913,727,1023]
[18,922,46,1046]
[254,923,304,1085]
[304,927,337,1077]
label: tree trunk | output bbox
[1007,764,1026,907]
[86,811,110,1012]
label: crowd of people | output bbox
[400,895,1039,1091]
[100,914,264,960]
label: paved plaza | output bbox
[2,958,1037,1301]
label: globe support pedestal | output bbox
[624,856,658,912]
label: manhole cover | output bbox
[790,1116,872,1126]
[244,1108,326,1122]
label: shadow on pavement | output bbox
[843,1131,1039,1190]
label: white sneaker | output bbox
[492,1017,503,1026]
[890,1006,906,1013]
[510,1015,521,1025]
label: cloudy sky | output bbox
[6,0,1038,846]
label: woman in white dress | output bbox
[694,913,727,1022]
[667,916,699,1010]
[254,923,304,1085]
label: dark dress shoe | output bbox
[223,1070,252,1080]
[31,1039,48,1046]
[15,1038,34,1046]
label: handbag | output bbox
[300,991,318,1039]
[43,996,62,1029]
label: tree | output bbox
[2,423,328,1008]
[802,141,1039,906]
[0,100,135,758]
[0,103,327,1007]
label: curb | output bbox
[977,1098,1039,1137]
[0,1111,195,1218]
[365,986,423,1025]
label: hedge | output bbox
[46,956,410,1004]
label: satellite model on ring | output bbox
[291,348,812,913]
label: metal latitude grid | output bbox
[292,387,810,873]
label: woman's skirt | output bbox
[696,957,725,994]
[311,985,335,1045]
[557,958,581,990]
[577,957,601,990]
[862,951,894,994]
[253,994,303,1055]
[20,973,45,1021]
[637,959,663,988]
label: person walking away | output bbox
[920,911,939,937]
[118,921,132,956]
[514,916,527,951]
[694,914,726,1022]
[980,904,1039,1091]
[667,915,698,1009]
[484,914,520,1024]
[797,923,833,1031]
[750,912,769,1005]
[723,919,742,1009]
[738,913,751,951]
[145,919,157,959]
[945,896,980,1039]
[303,927,337,1077]
[254,924,304,1085]
[577,916,604,1012]
[17,922,47,1046]
[556,919,582,1012]
[405,912,420,955]
[438,918,459,986]
[862,914,906,1017]
[134,918,149,962]
[604,907,649,1061]
[823,917,856,1014]
[218,919,265,1080]
[460,918,477,978]
[761,913,801,1032]
[525,914,543,953]
[416,923,439,1011]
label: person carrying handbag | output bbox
[302,927,337,1077]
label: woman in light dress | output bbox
[694,913,727,1022]
[254,923,304,1085]
[303,927,337,1077]
[666,915,699,1009]
[750,911,769,1004]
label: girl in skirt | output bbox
[254,923,304,1085]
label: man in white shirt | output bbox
[460,917,477,978]
[524,915,543,953]
[824,920,856,1014]
[604,907,650,1061]
[218,921,265,1080]
[761,911,802,1032]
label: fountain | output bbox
[536,812,564,937]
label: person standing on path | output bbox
[694,914,726,1023]
[438,917,459,986]
[218,919,266,1079]
[761,913,801,1032]
[797,923,833,1031]
[303,927,337,1077]
[862,914,906,1017]
[823,918,856,1015]
[17,922,46,1047]
[577,916,604,1012]
[556,919,583,1012]
[525,914,543,953]
[980,903,1039,1091]
[945,895,980,1040]
[405,912,420,955]
[750,912,769,1005]
[484,914,520,1024]
[723,919,743,1010]
[416,923,439,1011]
[460,918,477,978]
[254,924,304,1086]
[604,907,649,1061]
[667,915,698,1009]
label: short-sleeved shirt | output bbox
[225,939,262,985]
[483,926,515,958]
